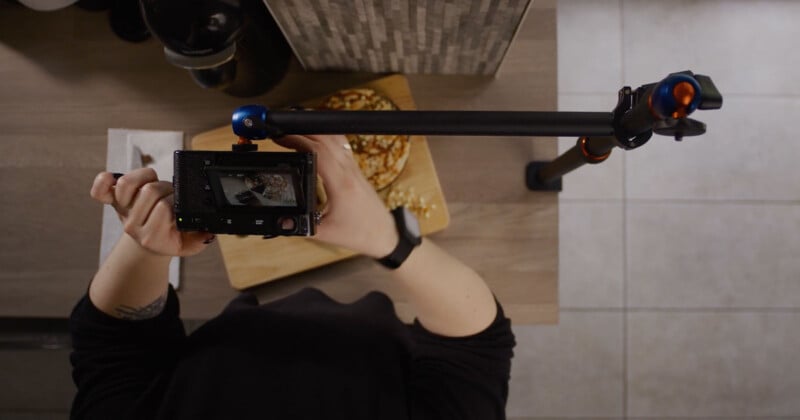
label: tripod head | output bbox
[613,70,723,148]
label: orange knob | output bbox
[671,81,696,118]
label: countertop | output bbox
[0,1,558,324]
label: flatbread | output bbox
[319,88,411,190]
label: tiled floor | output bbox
[507,0,800,418]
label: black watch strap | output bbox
[377,207,422,269]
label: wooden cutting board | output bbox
[191,75,450,289]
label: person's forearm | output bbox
[389,239,498,337]
[89,233,172,320]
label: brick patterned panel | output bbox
[264,0,531,75]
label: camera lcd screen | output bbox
[216,171,299,207]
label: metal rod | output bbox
[535,136,618,185]
[266,110,615,138]
[536,146,587,184]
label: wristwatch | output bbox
[377,207,422,269]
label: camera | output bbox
[174,150,317,237]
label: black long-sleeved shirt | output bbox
[70,286,515,419]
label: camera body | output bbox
[174,150,317,236]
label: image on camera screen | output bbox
[218,171,298,207]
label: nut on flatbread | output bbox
[320,88,411,191]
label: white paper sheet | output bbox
[101,129,184,289]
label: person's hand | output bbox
[90,168,214,257]
[273,134,398,258]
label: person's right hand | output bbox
[90,168,214,257]
[273,134,399,259]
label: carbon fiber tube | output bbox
[264,110,615,138]
[536,136,617,184]
[536,146,586,183]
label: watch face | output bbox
[402,207,421,238]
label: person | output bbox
[69,134,516,420]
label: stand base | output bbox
[526,161,562,191]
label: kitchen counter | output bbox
[0,1,557,324]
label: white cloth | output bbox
[101,129,184,289]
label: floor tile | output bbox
[626,96,800,201]
[557,0,622,94]
[507,313,624,417]
[558,93,625,200]
[628,311,800,417]
[622,0,800,96]
[627,418,800,420]
[627,202,800,308]
[509,418,622,420]
[559,201,624,308]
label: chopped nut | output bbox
[384,186,436,219]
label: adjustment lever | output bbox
[694,74,723,110]
[653,118,707,141]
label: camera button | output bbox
[277,216,296,232]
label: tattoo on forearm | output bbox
[114,293,167,320]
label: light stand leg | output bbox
[526,136,617,191]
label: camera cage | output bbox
[173,149,317,237]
